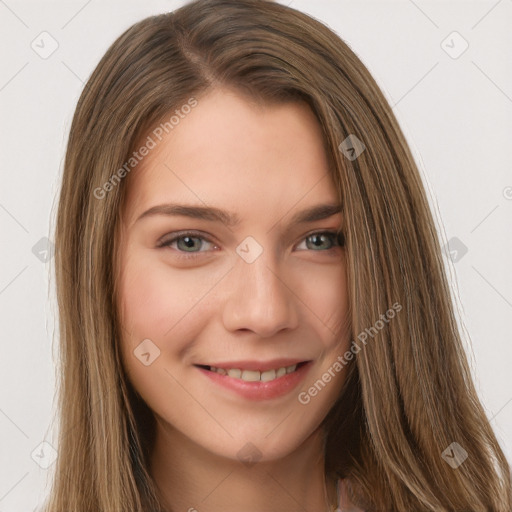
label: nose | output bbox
[221,251,300,337]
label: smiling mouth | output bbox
[194,361,309,382]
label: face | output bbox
[115,87,351,463]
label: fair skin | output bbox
[116,87,353,512]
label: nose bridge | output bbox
[221,243,299,336]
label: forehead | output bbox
[122,88,337,224]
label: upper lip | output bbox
[195,358,310,372]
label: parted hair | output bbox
[48,0,511,510]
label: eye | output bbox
[295,231,345,251]
[157,229,345,259]
[157,231,218,257]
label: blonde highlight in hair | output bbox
[48,0,511,510]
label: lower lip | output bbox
[196,362,312,401]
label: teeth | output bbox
[260,369,276,382]
[276,367,287,378]
[227,368,242,379]
[207,364,300,382]
[241,370,261,382]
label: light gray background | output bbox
[0,1,511,510]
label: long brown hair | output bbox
[48,0,511,510]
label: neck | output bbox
[150,422,338,512]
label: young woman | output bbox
[47,0,511,510]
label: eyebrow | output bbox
[135,202,342,227]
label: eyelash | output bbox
[157,230,344,260]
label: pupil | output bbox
[309,234,330,250]
[181,236,199,251]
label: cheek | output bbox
[118,251,210,341]
[296,263,351,395]
[292,259,350,342]
[116,252,212,390]
[116,252,212,405]
[117,261,173,344]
